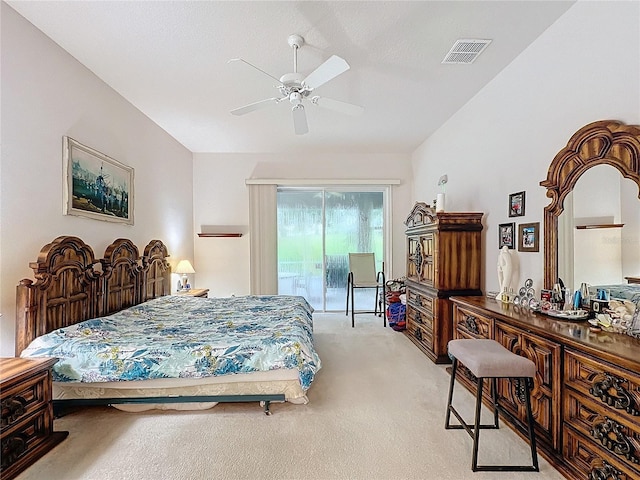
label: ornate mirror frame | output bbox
[540,120,640,288]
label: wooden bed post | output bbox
[15,279,37,356]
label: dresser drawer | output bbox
[407,305,433,333]
[564,389,640,473]
[453,304,492,339]
[495,320,561,451]
[1,371,48,433]
[565,349,640,424]
[406,318,433,353]
[564,424,638,480]
[407,289,434,315]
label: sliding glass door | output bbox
[277,187,385,311]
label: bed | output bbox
[16,236,321,414]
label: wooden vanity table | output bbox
[450,120,640,479]
[451,295,640,480]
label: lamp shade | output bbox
[175,260,195,274]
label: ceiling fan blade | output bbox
[302,55,350,90]
[228,58,284,85]
[230,98,281,116]
[292,105,309,135]
[311,96,364,116]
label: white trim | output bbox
[246,178,401,185]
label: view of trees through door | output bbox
[277,188,384,311]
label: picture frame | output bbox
[508,191,525,217]
[63,136,134,225]
[518,222,540,252]
[498,222,515,249]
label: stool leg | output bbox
[444,358,458,429]
[491,377,499,428]
[471,377,484,471]
[524,377,540,471]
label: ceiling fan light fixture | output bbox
[289,92,302,105]
[229,33,363,134]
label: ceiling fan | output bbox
[229,34,364,135]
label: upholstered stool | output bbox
[445,339,539,472]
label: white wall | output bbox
[193,153,412,298]
[411,0,640,296]
[0,4,194,356]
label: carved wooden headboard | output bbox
[15,236,171,355]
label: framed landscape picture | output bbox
[518,222,540,252]
[63,137,134,225]
[498,222,515,249]
[508,191,525,217]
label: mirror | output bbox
[541,120,640,289]
[557,164,640,291]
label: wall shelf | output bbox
[575,224,624,230]
[197,233,243,238]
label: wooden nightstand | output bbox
[175,288,209,298]
[1,357,68,480]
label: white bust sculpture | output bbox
[496,246,513,301]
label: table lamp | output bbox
[175,260,195,290]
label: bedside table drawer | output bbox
[1,408,54,470]
[1,371,48,433]
[1,357,68,480]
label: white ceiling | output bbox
[7,1,575,154]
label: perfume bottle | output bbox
[572,290,582,310]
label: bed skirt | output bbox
[53,368,307,412]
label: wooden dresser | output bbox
[1,357,68,480]
[450,296,640,480]
[404,203,483,363]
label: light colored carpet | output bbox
[17,313,564,480]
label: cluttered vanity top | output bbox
[450,295,640,367]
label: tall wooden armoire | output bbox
[404,202,484,363]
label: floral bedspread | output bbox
[21,295,321,390]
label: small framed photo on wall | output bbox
[498,222,515,249]
[508,191,525,217]
[518,222,540,252]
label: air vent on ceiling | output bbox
[442,39,492,64]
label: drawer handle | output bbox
[590,373,639,416]
[589,460,622,480]
[415,311,423,324]
[461,366,478,384]
[512,378,528,405]
[1,434,27,469]
[411,243,423,276]
[414,327,422,341]
[1,396,27,427]
[463,315,480,335]
[590,417,638,464]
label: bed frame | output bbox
[16,236,284,414]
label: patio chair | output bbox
[345,253,385,327]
